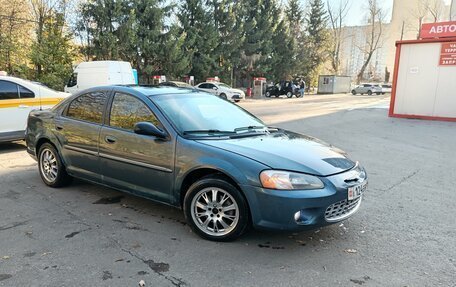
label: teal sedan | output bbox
[26,86,368,241]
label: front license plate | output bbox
[348,181,368,200]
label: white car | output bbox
[0,75,70,142]
[195,82,245,102]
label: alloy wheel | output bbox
[40,148,58,183]
[190,187,239,237]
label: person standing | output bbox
[299,80,306,97]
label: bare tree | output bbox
[327,0,350,75]
[410,0,429,39]
[356,0,384,84]
[426,0,445,22]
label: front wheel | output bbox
[286,92,293,98]
[219,93,227,100]
[38,143,72,187]
[351,90,356,95]
[367,90,373,95]
[184,176,249,241]
[265,91,271,98]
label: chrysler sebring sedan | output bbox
[26,86,368,241]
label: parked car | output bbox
[381,84,392,94]
[195,82,245,102]
[0,75,69,142]
[65,61,136,94]
[265,81,301,98]
[159,81,194,89]
[26,86,368,241]
[351,84,383,95]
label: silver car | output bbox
[351,84,382,96]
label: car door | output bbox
[99,92,175,203]
[55,90,108,182]
[0,80,34,134]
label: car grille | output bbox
[325,197,362,222]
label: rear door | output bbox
[55,90,108,182]
[0,80,35,134]
[99,92,175,203]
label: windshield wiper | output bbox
[183,129,236,135]
[234,126,267,133]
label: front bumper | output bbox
[240,166,367,231]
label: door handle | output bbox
[55,125,64,131]
[105,136,117,144]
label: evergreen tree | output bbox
[303,0,329,86]
[178,0,219,83]
[270,19,294,80]
[30,12,75,90]
[285,0,305,78]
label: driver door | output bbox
[99,92,175,203]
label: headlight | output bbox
[260,170,324,190]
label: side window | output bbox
[199,83,208,89]
[66,92,107,124]
[110,93,160,131]
[67,73,77,87]
[207,84,215,89]
[0,80,19,100]
[18,85,35,98]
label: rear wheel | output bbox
[219,93,227,100]
[265,91,271,98]
[38,143,72,187]
[286,92,293,98]
[351,90,356,95]
[367,90,373,95]
[184,176,249,241]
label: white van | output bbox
[0,75,70,142]
[65,61,136,94]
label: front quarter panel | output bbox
[174,137,269,203]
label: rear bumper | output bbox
[240,167,367,231]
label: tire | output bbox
[38,143,72,188]
[376,92,381,95]
[367,90,373,95]
[296,93,302,98]
[265,91,271,98]
[286,92,293,98]
[184,175,249,242]
[351,90,356,95]
[219,93,227,100]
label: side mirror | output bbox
[134,122,167,138]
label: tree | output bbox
[327,0,350,75]
[30,11,75,90]
[303,0,330,86]
[178,0,219,83]
[356,0,384,84]
[270,19,294,80]
[0,0,33,76]
[285,0,305,78]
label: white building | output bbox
[338,0,451,82]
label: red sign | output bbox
[439,42,456,66]
[420,21,456,39]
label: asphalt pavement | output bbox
[0,94,455,286]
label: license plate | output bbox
[348,181,368,200]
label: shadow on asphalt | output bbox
[0,141,26,155]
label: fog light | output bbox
[294,211,302,223]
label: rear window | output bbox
[66,92,107,124]
[0,80,19,100]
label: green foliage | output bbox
[30,12,76,90]
[302,0,330,86]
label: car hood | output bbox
[197,131,356,177]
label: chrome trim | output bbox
[66,145,98,156]
[325,196,363,223]
[99,153,172,173]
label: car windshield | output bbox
[152,93,266,136]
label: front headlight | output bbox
[260,170,324,190]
